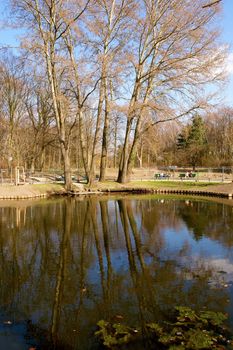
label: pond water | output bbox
[0,195,233,349]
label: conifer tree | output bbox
[177,115,207,169]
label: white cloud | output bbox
[199,257,233,283]
[208,258,233,274]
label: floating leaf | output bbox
[199,311,227,327]
[95,306,232,349]
[185,329,214,349]
[146,322,163,336]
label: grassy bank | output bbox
[94,180,219,190]
[0,183,65,199]
[92,180,233,199]
[0,180,232,200]
[130,180,218,188]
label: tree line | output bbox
[0,0,229,188]
[160,109,233,169]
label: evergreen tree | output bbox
[176,130,188,150]
[187,115,206,147]
[176,115,207,168]
[187,115,207,169]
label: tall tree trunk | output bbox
[61,144,72,190]
[88,78,105,186]
[41,2,72,190]
[117,76,141,183]
[113,117,118,169]
[126,78,152,176]
[117,119,133,183]
[137,141,143,168]
[65,36,89,182]
[99,78,109,181]
[127,116,142,176]
[39,146,45,171]
[78,111,89,181]
[30,158,35,174]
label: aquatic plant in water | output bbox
[95,306,233,349]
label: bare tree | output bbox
[0,55,26,168]
[24,81,56,172]
[5,0,228,185]
[80,0,134,184]
[11,0,92,190]
[206,107,233,166]
[116,0,226,183]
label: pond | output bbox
[0,195,233,349]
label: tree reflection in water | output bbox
[0,196,232,349]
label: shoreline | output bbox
[0,181,232,200]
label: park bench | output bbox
[189,173,196,178]
[179,173,196,179]
[154,173,170,179]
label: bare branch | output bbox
[202,0,222,9]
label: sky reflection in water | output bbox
[0,196,232,349]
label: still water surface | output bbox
[0,196,233,349]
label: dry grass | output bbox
[0,183,65,198]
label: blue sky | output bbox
[221,0,233,106]
[0,0,232,106]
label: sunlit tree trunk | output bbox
[99,79,110,181]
